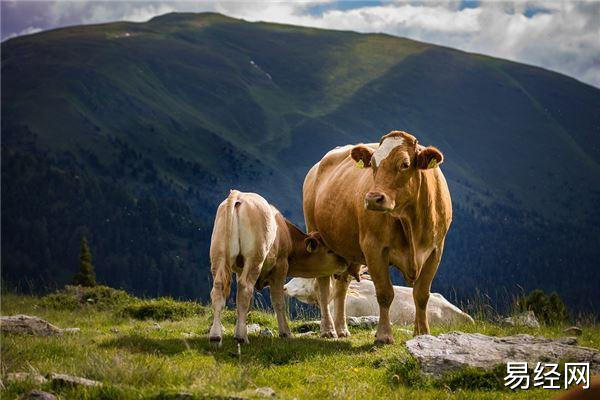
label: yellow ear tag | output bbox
[356,159,365,169]
[427,159,438,169]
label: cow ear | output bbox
[416,146,443,169]
[305,236,319,253]
[351,145,374,168]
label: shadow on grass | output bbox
[100,334,374,366]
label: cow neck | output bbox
[393,170,433,240]
[283,218,309,259]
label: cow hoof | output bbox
[337,329,351,338]
[374,336,395,345]
[234,336,249,344]
[209,336,223,347]
[321,331,338,339]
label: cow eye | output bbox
[400,161,410,170]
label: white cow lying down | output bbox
[284,277,474,326]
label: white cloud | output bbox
[2,1,599,87]
[2,26,43,41]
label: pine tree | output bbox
[72,236,97,287]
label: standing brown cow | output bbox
[303,131,452,343]
[209,190,348,345]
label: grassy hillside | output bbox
[3,290,599,399]
[2,12,599,313]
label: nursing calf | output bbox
[209,190,348,345]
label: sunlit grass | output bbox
[2,292,598,399]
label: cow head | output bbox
[351,131,443,212]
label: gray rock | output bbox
[255,386,276,397]
[296,331,316,337]
[347,316,379,328]
[109,327,120,334]
[49,373,101,388]
[563,326,583,336]
[63,327,80,334]
[0,315,63,336]
[502,311,540,328]
[18,390,57,400]
[6,372,48,384]
[260,328,274,337]
[406,332,600,378]
[247,323,261,335]
[150,322,162,330]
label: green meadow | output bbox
[2,287,598,399]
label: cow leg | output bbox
[364,248,394,344]
[317,276,337,338]
[209,259,231,346]
[269,260,291,338]
[413,246,443,336]
[234,258,262,344]
[332,274,352,337]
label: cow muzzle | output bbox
[364,191,395,211]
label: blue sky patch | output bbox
[524,7,553,18]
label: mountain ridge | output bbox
[2,12,599,313]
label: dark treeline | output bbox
[2,140,599,316]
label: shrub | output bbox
[516,289,569,325]
[41,285,134,310]
[120,298,203,320]
[384,357,429,388]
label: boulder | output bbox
[260,328,274,337]
[18,390,57,400]
[347,316,379,329]
[247,324,261,335]
[6,372,47,385]
[296,331,316,337]
[563,326,583,336]
[149,322,162,330]
[255,387,276,397]
[0,315,63,336]
[502,311,540,328]
[48,373,101,388]
[406,332,600,378]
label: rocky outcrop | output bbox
[0,315,63,336]
[5,372,48,385]
[501,311,540,328]
[18,390,57,400]
[563,326,583,336]
[406,332,600,377]
[48,373,101,388]
[347,316,379,329]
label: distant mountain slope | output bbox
[2,12,599,313]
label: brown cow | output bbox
[209,190,348,345]
[303,131,452,343]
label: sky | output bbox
[2,1,599,88]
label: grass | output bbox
[2,292,599,399]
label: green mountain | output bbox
[2,12,599,313]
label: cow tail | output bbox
[224,190,242,268]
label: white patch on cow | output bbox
[372,137,405,167]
